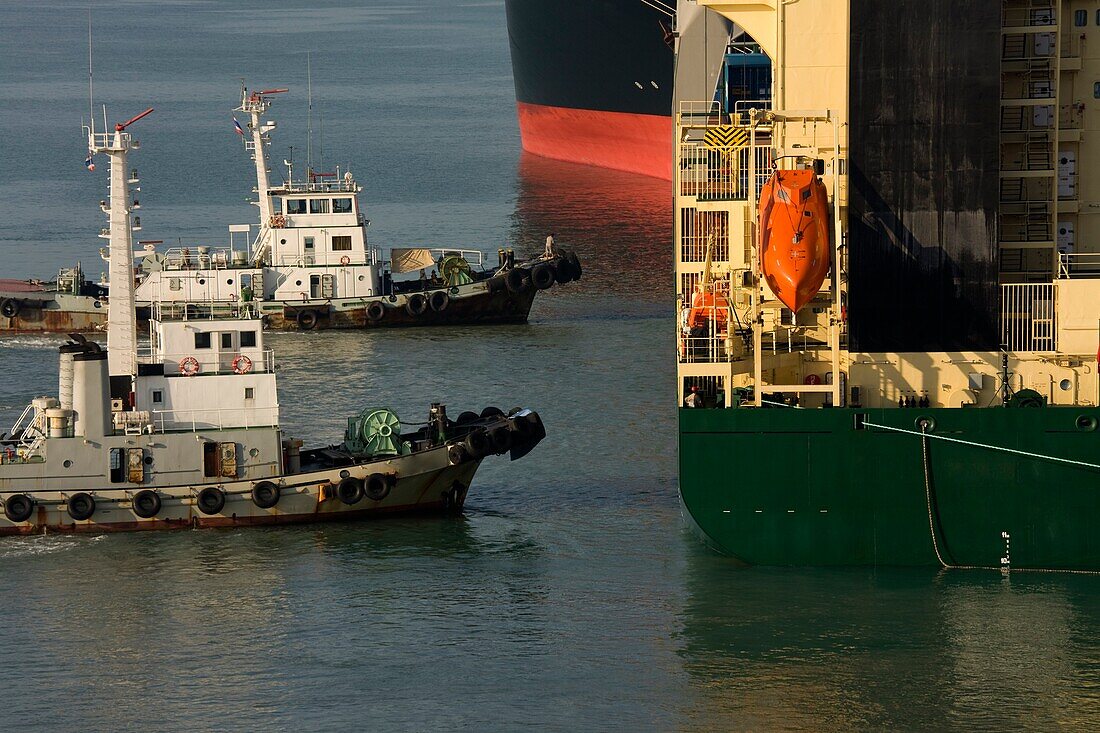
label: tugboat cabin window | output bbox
[151,389,163,404]
[202,442,219,477]
[332,235,352,251]
[1094,82,1100,99]
[221,332,233,349]
[1076,9,1087,26]
[195,332,211,349]
[286,199,307,215]
[270,197,282,213]
[309,198,329,214]
[304,237,315,250]
[244,387,255,400]
[333,198,353,213]
[240,330,257,348]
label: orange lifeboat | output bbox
[757,168,832,312]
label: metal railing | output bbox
[1002,282,1055,351]
[148,406,279,433]
[136,349,275,377]
[679,142,772,201]
[1058,252,1100,278]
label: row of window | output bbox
[1074,10,1100,26]
[194,331,258,349]
[277,197,354,215]
[302,235,353,251]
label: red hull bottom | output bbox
[516,102,671,181]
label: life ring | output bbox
[269,214,286,228]
[251,480,281,509]
[531,264,555,290]
[336,476,363,505]
[364,473,394,501]
[464,430,490,459]
[429,290,449,312]
[197,486,226,515]
[339,255,351,266]
[179,356,201,377]
[366,301,386,322]
[405,293,429,317]
[296,309,318,330]
[504,268,529,294]
[132,489,162,519]
[232,355,254,374]
[67,492,96,521]
[0,298,20,319]
[3,494,34,523]
[447,443,468,466]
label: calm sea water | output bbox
[2,2,1100,730]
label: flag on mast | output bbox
[233,117,245,136]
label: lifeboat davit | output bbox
[757,168,832,312]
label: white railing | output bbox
[679,142,772,201]
[160,247,244,270]
[1002,283,1055,352]
[732,99,772,124]
[136,349,275,377]
[149,406,279,433]
[1058,252,1100,279]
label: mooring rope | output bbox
[864,419,1100,575]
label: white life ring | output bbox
[339,255,351,266]
[179,356,201,377]
[232,354,253,374]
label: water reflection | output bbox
[677,546,1100,729]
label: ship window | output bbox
[1097,10,1100,26]
[194,332,211,349]
[1075,9,1087,26]
[221,332,233,349]
[333,198,353,213]
[332,235,352,251]
[270,197,282,214]
[304,237,315,250]
[151,390,163,404]
[240,330,257,348]
[1094,82,1100,98]
[286,199,307,214]
[309,198,330,214]
[109,447,126,483]
[244,387,255,400]
[202,442,219,477]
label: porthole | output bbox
[1076,415,1097,432]
[358,275,365,282]
[915,416,935,433]
[226,278,234,285]
[144,455,154,465]
[249,448,260,458]
[63,460,72,468]
[295,280,302,286]
[280,239,287,245]
[198,278,206,285]
[1059,378,1072,391]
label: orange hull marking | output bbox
[757,169,832,312]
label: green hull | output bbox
[679,406,1100,569]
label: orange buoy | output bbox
[757,168,832,312]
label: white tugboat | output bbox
[0,106,545,535]
[0,85,581,334]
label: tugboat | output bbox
[0,85,581,335]
[676,1,1100,571]
[0,106,545,535]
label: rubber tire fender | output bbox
[337,476,364,505]
[197,486,226,515]
[486,275,506,295]
[252,481,281,509]
[67,492,96,522]
[132,489,162,519]
[365,473,393,501]
[0,298,20,319]
[504,268,529,293]
[448,443,468,466]
[429,290,449,312]
[455,411,479,425]
[3,493,34,523]
[297,309,319,331]
[531,264,555,290]
[480,406,505,419]
[406,293,429,317]
[567,252,582,281]
[464,430,490,459]
[366,301,386,322]
[554,259,573,285]
[488,425,513,454]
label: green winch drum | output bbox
[344,408,410,458]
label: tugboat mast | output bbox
[236,86,286,264]
[87,107,152,377]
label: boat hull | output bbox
[0,444,481,536]
[680,406,1100,569]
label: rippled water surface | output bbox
[2,2,1100,730]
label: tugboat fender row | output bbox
[0,298,20,319]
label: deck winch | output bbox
[344,408,411,458]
